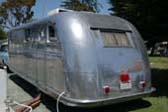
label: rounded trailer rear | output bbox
[8,11,155,107]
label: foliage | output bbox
[61,0,100,12]
[0,0,36,29]
[0,27,7,40]
[109,0,168,44]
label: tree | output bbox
[0,27,7,40]
[109,0,168,48]
[81,0,100,12]
[61,0,100,12]
[0,0,36,29]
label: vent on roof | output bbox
[48,8,73,15]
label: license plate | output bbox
[120,81,132,90]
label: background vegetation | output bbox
[0,0,36,29]
[61,0,100,12]
[0,0,167,45]
[108,0,168,49]
[0,27,6,40]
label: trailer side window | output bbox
[47,25,58,43]
[47,25,61,50]
[25,29,33,42]
[101,32,131,47]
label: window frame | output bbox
[99,29,134,48]
[46,24,62,50]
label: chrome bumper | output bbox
[61,87,155,107]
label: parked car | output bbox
[0,42,9,65]
[153,41,168,56]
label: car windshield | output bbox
[0,45,8,52]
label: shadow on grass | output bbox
[61,99,151,112]
[151,68,168,97]
[9,75,151,112]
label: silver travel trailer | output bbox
[8,10,154,107]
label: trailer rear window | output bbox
[101,32,132,47]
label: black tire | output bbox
[6,65,12,73]
[1,60,12,73]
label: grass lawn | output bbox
[131,57,168,112]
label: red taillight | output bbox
[103,86,110,95]
[139,81,146,89]
[120,73,130,82]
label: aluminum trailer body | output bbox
[8,11,154,107]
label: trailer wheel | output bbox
[1,60,12,73]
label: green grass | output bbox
[131,57,168,112]
[150,57,168,69]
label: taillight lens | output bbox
[103,86,111,95]
[120,73,130,82]
[139,81,146,89]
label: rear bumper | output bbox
[61,87,155,107]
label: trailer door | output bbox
[45,25,65,93]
